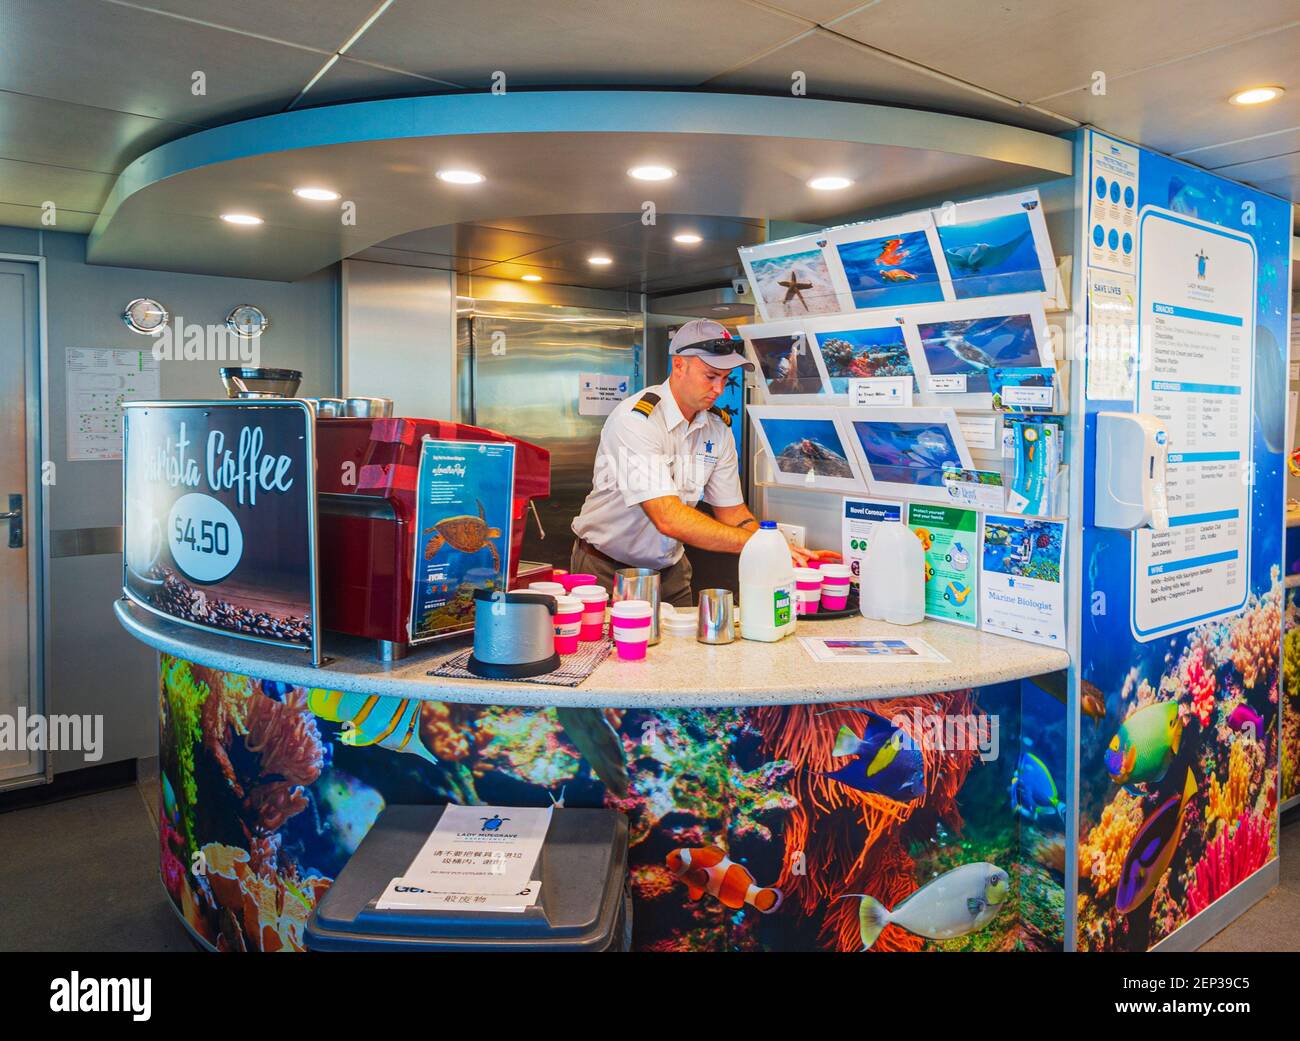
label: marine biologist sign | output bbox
[122,400,320,662]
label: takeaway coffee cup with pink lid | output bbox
[571,584,609,641]
[794,567,823,616]
[818,564,852,611]
[560,572,598,593]
[552,595,583,654]
[610,599,654,660]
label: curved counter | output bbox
[120,597,1071,954]
[116,599,1067,708]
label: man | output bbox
[571,319,814,607]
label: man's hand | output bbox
[789,542,816,567]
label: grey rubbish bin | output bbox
[304,804,631,952]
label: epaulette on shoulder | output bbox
[709,404,732,427]
[631,391,660,418]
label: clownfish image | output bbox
[875,238,910,266]
[666,846,783,914]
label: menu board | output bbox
[1131,208,1255,640]
[409,438,516,643]
[123,401,319,661]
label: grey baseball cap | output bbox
[668,319,754,371]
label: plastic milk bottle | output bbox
[739,521,796,642]
[858,521,925,625]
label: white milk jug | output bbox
[858,521,925,625]
[739,521,796,642]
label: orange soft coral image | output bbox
[1079,789,1145,897]
[754,691,981,952]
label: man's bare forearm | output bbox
[641,496,752,554]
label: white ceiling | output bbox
[1,0,1296,241]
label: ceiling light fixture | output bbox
[220,213,263,225]
[673,232,703,244]
[587,254,613,266]
[293,186,341,201]
[808,175,853,191]
[1229,86,1283,106]
[628,165,675,181]
[436,169,485,184]
[521,273,543,282]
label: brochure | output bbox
[979,515,1066,648]
[840,497,904,582]
[799,636,950,664]
[908,503,979,626]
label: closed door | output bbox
[0,260,41,784]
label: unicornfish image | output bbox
[666,846,783,913]
[843,862,1009,950]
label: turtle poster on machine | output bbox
[409,438,516,643]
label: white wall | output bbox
[0,225,339,774]
[341,260,457,420]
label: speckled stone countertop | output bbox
[116,598,1069,708]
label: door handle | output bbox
[2,494,22,548]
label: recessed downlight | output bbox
[221,213,263,226]
[436,169,485,184]
[673,232,703,244]
[293,186,341,201]
[808,175,853,191]
[1229,86,1283,106]
[521,273,543,282]
[628,165,675,181]
[587,254,613,266]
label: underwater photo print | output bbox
[841,407,972,503]
[933,190,1055,299]
[911,300,1051,403]
[826,214,951,309]
[740,243,842,320]
[805,317,916,395]
[741,325,828,399]
[747,406,865,493]
[157,654,1065,952]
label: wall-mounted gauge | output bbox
[121,298,169,335]
[226,304,270,339]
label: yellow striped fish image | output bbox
[306,689,439,766]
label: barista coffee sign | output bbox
[123,401,319,659]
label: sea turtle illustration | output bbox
[422,499,502,570]
[480,814,510,832]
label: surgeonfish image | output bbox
[822,709,926,803]
[666,846,783,913]
[843,862,1010,950]
[306,689,438,766]
[555,707,630,797]
[1106,700,1183,787]
[1009,749,1065,821]
[1116,767,1198,915]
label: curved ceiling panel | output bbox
[88,91,1073,281]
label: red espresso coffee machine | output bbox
[315,417,550,660]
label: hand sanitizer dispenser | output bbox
[1094,412,1170,531]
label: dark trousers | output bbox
[569,540,694,608]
